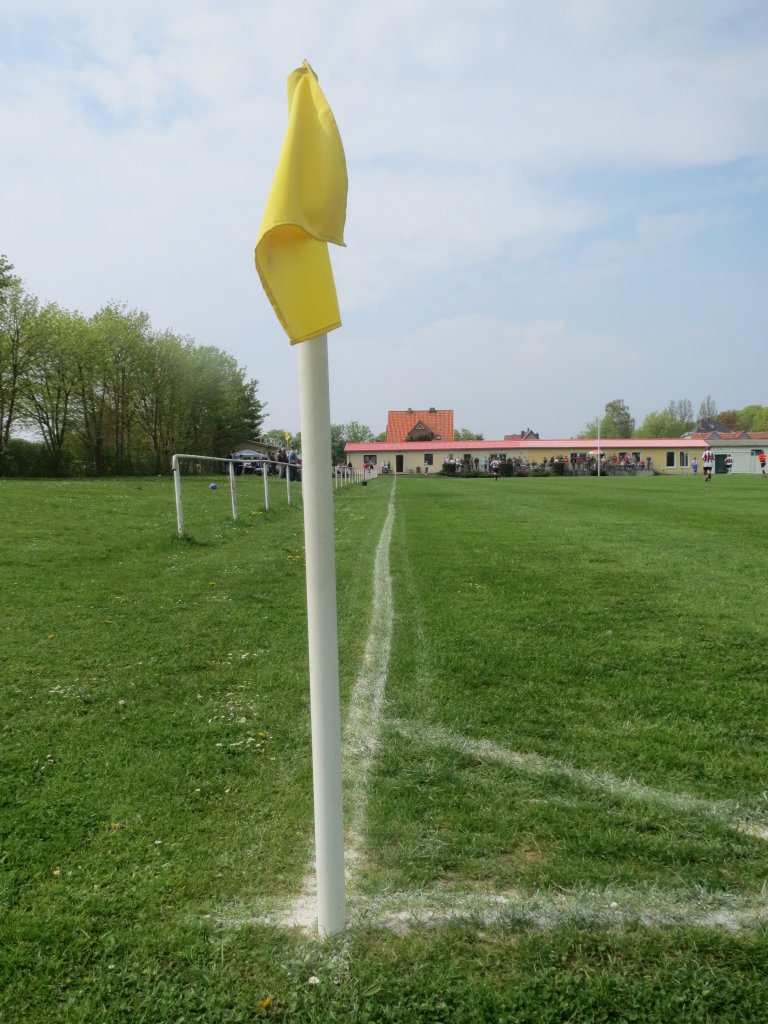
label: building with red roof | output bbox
[347,434,709,475]
[346,408,767,476]
[386,408,454,443]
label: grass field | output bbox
[3,471,768,1022]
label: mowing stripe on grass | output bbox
[389,717,768,841]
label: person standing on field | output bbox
[759,451,766,476]
[702,447,714,482]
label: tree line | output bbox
[580,397,768,440]
[0,257,264,476]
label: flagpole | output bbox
[297,333,346,936]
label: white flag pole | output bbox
[297,332,346,936]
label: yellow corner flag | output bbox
[255,61,348,344]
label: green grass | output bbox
[3,472,768,1022]
[371,475,768,901]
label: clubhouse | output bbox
[344,436,709,476]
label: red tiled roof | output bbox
[691,431,768,440]
[345,437,708,453]
[386,409,454,442]
[691,431,749,440]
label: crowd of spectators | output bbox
[439,452,654,476]
[228,448,302,480]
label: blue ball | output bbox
[209,482,217,490]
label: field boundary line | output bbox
[346,885,768,933]
[343,480,397,874]
[389,717,768,841]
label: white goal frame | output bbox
[171,452,373,538]
[171,452,295,537]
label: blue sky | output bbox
[2,0,767,438]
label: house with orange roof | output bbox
[386,408,454,443]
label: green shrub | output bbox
[0,438,69,477]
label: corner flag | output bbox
[255,60,348,344]
[255,62,348,937]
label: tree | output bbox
[667,399,693,426]
[454,427,484,440]
[602,399,634,437]
[698,394,718,420]
[717,410,744,432]
[580,399,634,438]
[329,424,346,465]
[635,399,695,439]
[0,267,266,475]
[92,303,150,473]
[330,421,374,465]
[21,304,84,474]
[739,404,768,431]
[345,421,375,443]
[133,331,191,473]
[0,255,15,298]
[0,278,40,467]
[183,345,264,457]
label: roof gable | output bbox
[386,408,454,443]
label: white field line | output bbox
[347,886,768,933]
[389,717,768,842]
[342,482,396,873]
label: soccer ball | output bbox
[209,482,217,490]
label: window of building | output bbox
[367,454,377,465]
[679,452,689,468]
[666,451,675,468]
[424,453,433,466]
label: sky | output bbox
[2,0,767,440]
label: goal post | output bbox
[171,452,300,537]
[172,454,237,537]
